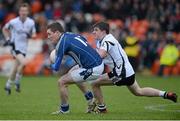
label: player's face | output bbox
[47,29,60,44]
[19,7,29,19]
[92,27,105,40]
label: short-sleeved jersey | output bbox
[52,32,102,71]
[97,34,135,77]
[4,17,36,54]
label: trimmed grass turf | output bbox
[0,74,180,120]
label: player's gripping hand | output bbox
[3,39,12,46]
[113,66,122,77]
[50,63,58,71]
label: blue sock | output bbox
[60,104,69,112]
[84,91,93,101]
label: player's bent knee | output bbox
[133,91,142,96]
[19,63,26,68]
[132,88,143,96]
[21,59,28,65]
[91,80,100,87]
[91,83,97,88]
[58,76,71,87]
[58,79,65,86]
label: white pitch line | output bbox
[145,103,180,112]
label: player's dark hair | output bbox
[93,22,109,34]
[19,3,30,10]
[47,22,64,33]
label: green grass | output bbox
[0,74,180,120]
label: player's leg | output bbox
[68,65,90,94]
[52,63,104,114]
[91,73,114,113]
[128,80,165,97]
[53,67,93,114]
[14,53,26,92]
[92,73,113,104]
[74,63,104,113]
[69,66,96,113]
[68,65,94,107]
[4,59,19,94]
[127,76,177,102]
[51,72,75,114]
[75,81,96,113]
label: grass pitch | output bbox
[0,74,180,120]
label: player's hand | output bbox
[113,66,122,77]
[44,64,51,69]
[50,64,55,70]
[50,64,58,71]
[3,40,11,46]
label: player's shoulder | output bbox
[8,17,19,24]
[63,32,81,40]
[26,17,35,24]
[102,34,117,43]
[59,32,71,43]
[64,32,76,37]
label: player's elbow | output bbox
[98,51,107,58]
[2,27,9,35]
[31,33,36,38]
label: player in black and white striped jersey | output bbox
[3,3,36,95]
[89,22,177,113]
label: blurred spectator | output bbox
[52,0,62,20]
[72,0,82,12]
[82,0,99,14]
[44,3,53,20]
[158,39,179,76]
[143,32,160,69]
[0,3,7,22]
[31,0,42,14]
[123,32,141,71]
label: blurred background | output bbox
[0,0,179,77]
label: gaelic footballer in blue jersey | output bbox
[47,22,104,114]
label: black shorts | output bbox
[12,50,26,57]
[113,74,135,86]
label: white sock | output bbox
[15,73,22,85]
[159,91,166,97]
[6,79,12,88]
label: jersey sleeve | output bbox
[31,21,36,35]
[100,40,114,52]
[4,20,12,29]
[51,35,68,71]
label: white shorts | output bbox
[70,63,104,83]
[11,42,27,56]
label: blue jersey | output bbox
[51,32,102,71]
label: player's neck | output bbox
[55,33,63,44]
[100,34,107,41]
[58,33,63,40]
[19,17,27,23]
